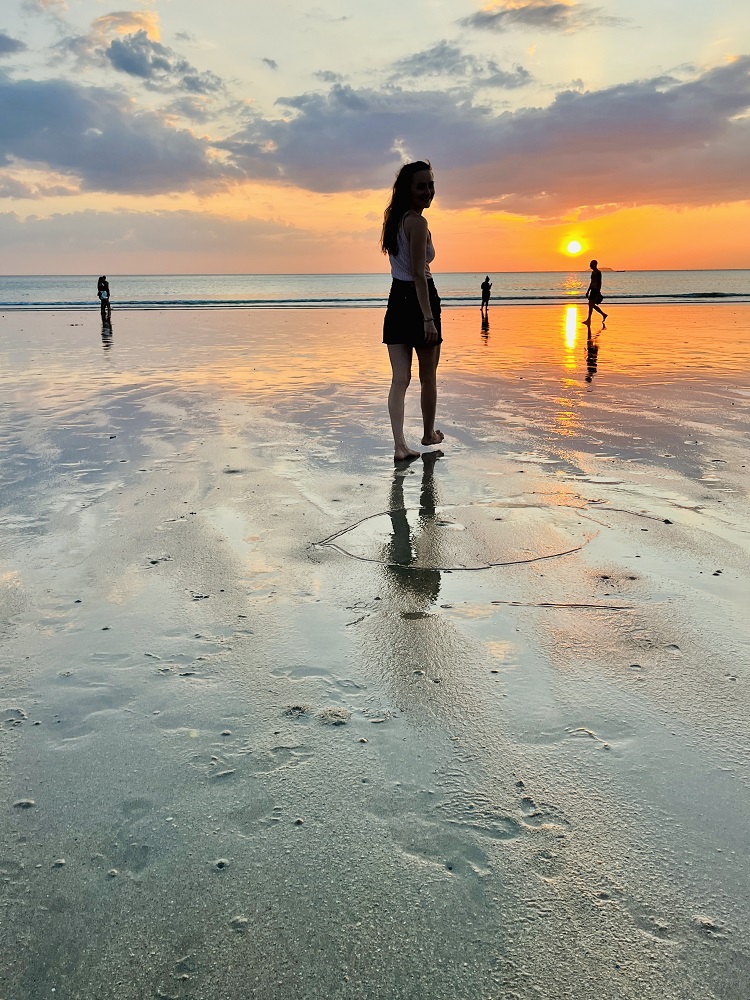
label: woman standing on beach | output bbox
[381,160,444,462]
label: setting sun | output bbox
[566,240,583,255]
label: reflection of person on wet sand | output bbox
[481,312,490,342]
[585,329,599,383]
[381,160,445,462]
[583,260,607,326]
[385,452,443,608]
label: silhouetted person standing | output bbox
[98,275,111,323]
[481,275,492,311]
[583,260,607,326]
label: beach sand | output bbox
[1,303,749,998]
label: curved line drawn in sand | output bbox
[314,501,599,573]
[490,600,633,610]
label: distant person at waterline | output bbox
[381,160,444,463]
[97,275,111,322]
[583,260,607,326]
[481,275,492,310]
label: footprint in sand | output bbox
[519,795,571,831]
[238,744,313,775]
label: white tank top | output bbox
[389,213,435,281]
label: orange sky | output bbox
[1,2,749,273]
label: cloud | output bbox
[0,76,237,194]
[0,208,338,272]
[52,13,223,94]
[262,57,278,70]
[461,0,625,34]
[22,0,67,13]
[0,176,40,198]
[96,10,161,40]
[0,33,27,57]
[164,95,214,123]
[103,29,223,94]
[217,57,750,216]
[52,12,161,69]
[391,41,531,89]
[0,167,77,198]
[315,70,343,83]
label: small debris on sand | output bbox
[230,916,248,931]
[283,704,312,718]
[318,707,350,725]
[213,858,230,870]
[13,799,36,809]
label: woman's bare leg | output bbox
[387,344,420,461]
[416,344,444,446]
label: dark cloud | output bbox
[0,76,237,194]
[0,32,27,57]
[217,58,750,215]
[105,30,223,93]
[391,41,531,89]
[262,57,278,70]
[461,0,625,33]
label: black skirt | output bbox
[383,278,442,346]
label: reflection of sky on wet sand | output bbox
[3,302,750,999]
[2,303,749,498]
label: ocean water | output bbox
[0,270,748,310]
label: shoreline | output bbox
[3,297,750,312]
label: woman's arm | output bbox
[404,213,438,343]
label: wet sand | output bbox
[1,304,749,998]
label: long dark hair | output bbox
[380,160,432,256]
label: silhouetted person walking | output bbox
[583,260,607,325]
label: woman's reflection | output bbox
[384,451,443,609]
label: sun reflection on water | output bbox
[564,305,578,356]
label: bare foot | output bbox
[581,318,591,325]
[421,429,445,447]
[601,313,608,321]
[394,446,420,463]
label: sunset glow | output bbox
[0,1,748,273]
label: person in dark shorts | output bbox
[381,160,444,462]
[583,260,607,326]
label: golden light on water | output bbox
[564,305,579,351]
